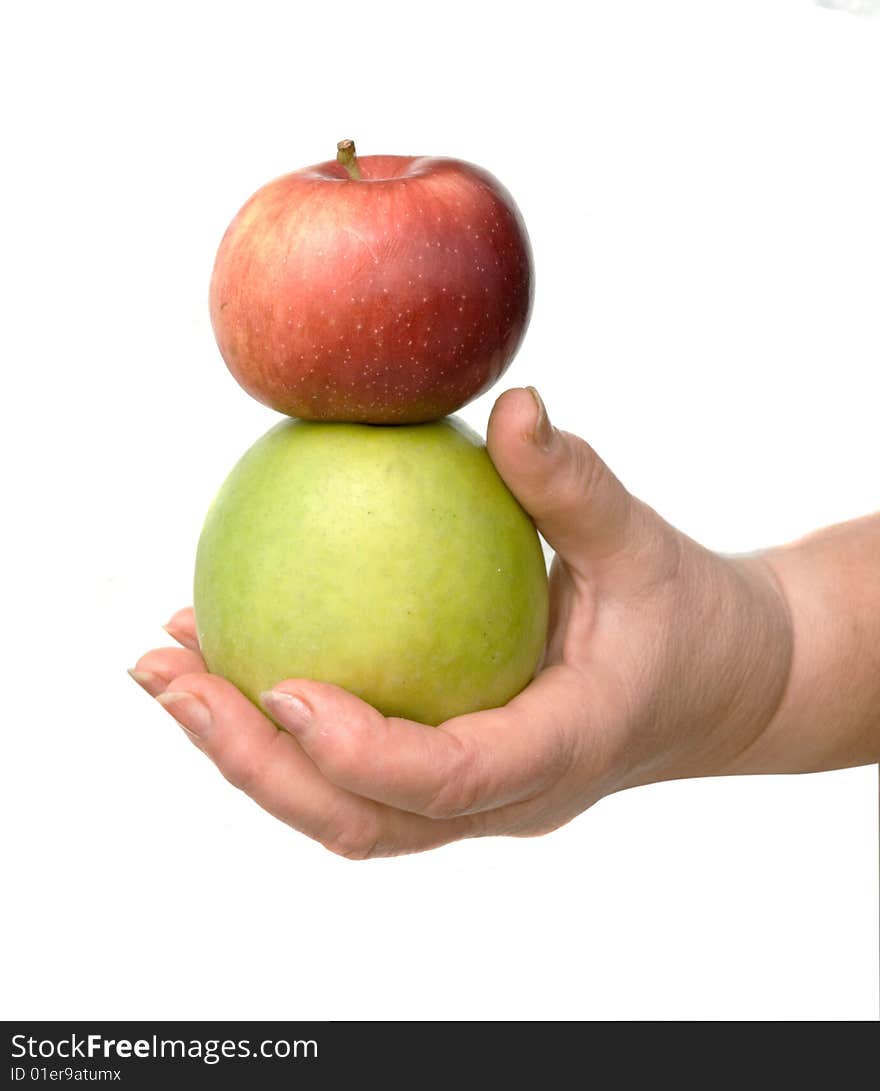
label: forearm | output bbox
[748,513,880,773]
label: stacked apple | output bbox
[194,141,549,725]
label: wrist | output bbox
[611,541,795,791]
[746,517,880,772]
[713,550,795,775]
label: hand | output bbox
[130,387,793,858]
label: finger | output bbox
[128,646,208,697]
[261,665,588,819]
[153,673,476,858]
[486,387,647,579]
[163,607,200,651]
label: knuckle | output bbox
[538,434,605,523]
[314,724,365,782]
[305,711,381,785]
[218,733,281,795]
[220,754,262,794]
[422,736,487,819]
[567,434,606,507]
[322,817,383,862]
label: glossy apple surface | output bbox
[194,417,548,725]
[209,152,533,423]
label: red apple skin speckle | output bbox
[209,154,533,423]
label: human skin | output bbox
[130,387,880,858]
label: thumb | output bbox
[486,387,651,576]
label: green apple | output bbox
[194,416,548,725]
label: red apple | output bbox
[209,141,533,423]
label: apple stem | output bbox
[336,138,362,181]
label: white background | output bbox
[2,0,877,1020]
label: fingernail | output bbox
[163,611,183,633]
[157,691,212,739]
[260,690,312,735]
[163,611,200,650]
[128,668,170,697]
[162,621,191,646]
[526,386,554,451]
